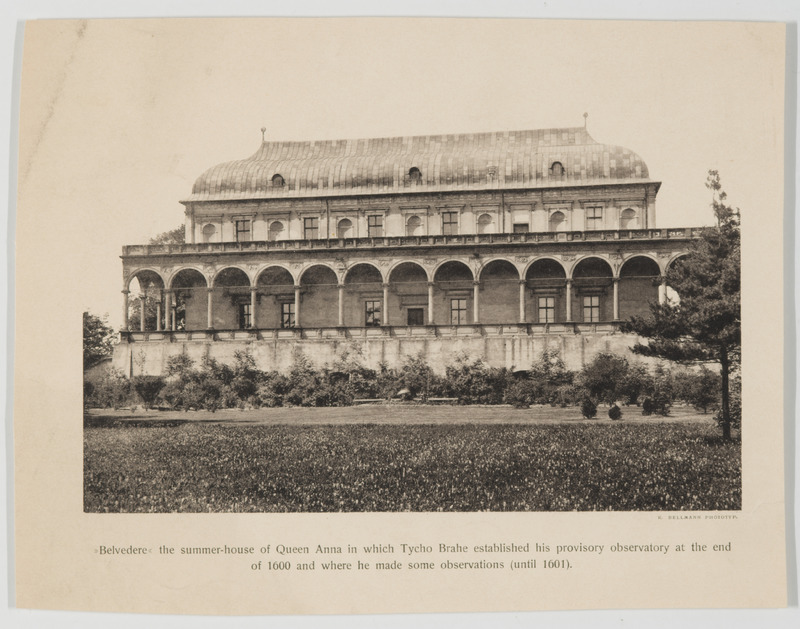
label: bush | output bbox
[608,404,622,420]
[86,368,133,409]
[578,353,629,406]
[445,354,511,404]
[131,375,166,410]
[580,398,597,419]
[528,348,576,405]
[503,379,540,409]
[641,395,670,416]
[675,367,721,413]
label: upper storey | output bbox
[185,127,654,203]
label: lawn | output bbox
[84,418,740,512]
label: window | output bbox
[235,219,251,242]
[583,295,600,322]
[337,218,353,239]
[202,223,216,243]
[442,211,459,235]
[450,298,467,325]
[272,174,285,187]
[408,167,422,183]
[407,308,424,326]
[513,223,529,233]
[477,213,493,234]
[406,215,422,236]
[238,303,251,329]
[365,300,382,326]
[367,215,383,238]
[268,221,284,241]
[551,161,564,177]
[538,297,555,323]
[620,208,637,230]
[586,206,603,230]
[281,302,295,328]
[549,211,566,232]
[303,217,319,240]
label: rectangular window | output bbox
[407,308,424,326]
[442,211,459,235]
[235,219,251,242]
[281,302,295,328]
[238,303,251,329]
[538,296,555,323]
[513,223,529,233]
[586,206,603,230]
[367,215,383,238]
[303,217,319,240]
[450,298,467,325]
[583,295,600,322]
[365,300,382,326]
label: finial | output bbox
[261,127,266,142]
[583,112,588,129]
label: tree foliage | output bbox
[621,170,740,438]
[149,225,185,245]
[83,311,116,369]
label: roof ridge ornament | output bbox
[261,127,266,142]
[583,112,588,129]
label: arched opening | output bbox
[664,254,691,305]
[202,224,217,243]
[212,268,251,329]
[619,256,660,319]
[256,266,295,328]
[272,174,285,187]
[572,257,614,322]
[344,264,383,327]
[406,215,423,237]
[620,208,638,230]
[434,261,474,325]
[268,221,285,242]
[170,269,208,330]
[127,270,166,331]
[550,161,564,177]
[408,167,422,184]
[388,262,428,326]
[549,211,567,232]
[299,265,338,328]
[478,260,519,324]
[337,218,354,239]
[477,213,494,234]
[525,259,567,323]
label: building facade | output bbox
[114,127,699,375]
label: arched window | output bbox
[202,224,216,243]
[408,167,422,184]
[550,161,564,177]
[620,208,637,230]
[477,213,494,234]
[337,218,354,239]
[272,174,285,187]
[268,221,284,241]
[549,211,567,232]
[406,215,423,236]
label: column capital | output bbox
[337,283,345,290]
[518,279,527,285]
[121,289,130,295]
[472,280,481,287]
[565,278,573,286]
[250,286,258,292]
[382,282,390,289]
[207,287,214,294]
[294,285,302,291]
[612,277,620,284]
[427,281,436,288]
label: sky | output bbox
[15,17,787,330]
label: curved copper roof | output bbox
[185,127,652,203]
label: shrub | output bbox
[580,398,597,419]
[87,368,133,409]
[641,395,670,416]
[529,348,576,405]
[675,366,721,413]
[578,353,629,406]
[131,375,166,410]
[608,404,622,420]
[503,380,540,409]
[445,354,511,404]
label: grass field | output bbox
[84,413,740,512]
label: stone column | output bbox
[382,282,390,326]
[121,290,130,331]
[612,278,620,321]
[427,281,435,324]
[659,276,667,305]
[565,279,573,322]
[518,280,526,323]
[139,293,146,331]
[294,285,301,327]
[169,291,176,331]
[337,284,345,326]
[207,287,214,329]
[472,280,480,324]
[156,291,162,331]
[250,287,258,329]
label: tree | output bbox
[149,225,185,245]
[621,170,740,439]
[577,352,629,406]
[83,311,116,369]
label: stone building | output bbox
[114,127,699,375]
